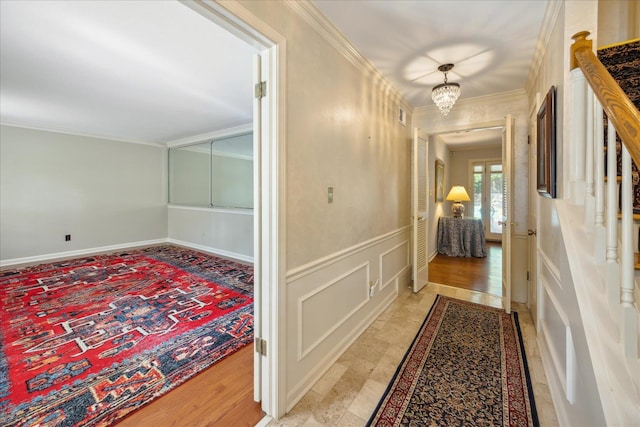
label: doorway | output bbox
[422,118,513,311]
[471,160,503,241]
[184,1,285,419]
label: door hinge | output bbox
[527,271,530,281]
[255,337,267,356]
[527,135,530,145]
[255,81,267,99]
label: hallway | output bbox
[268,281,558,426]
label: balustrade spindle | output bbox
[606,119,620,312]
[585,89,595,230]
[594,100,605,262]
[620,146,637,358]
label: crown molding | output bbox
[0,122,164,147]
[525,0,563,97]
[413,89,527,116]
[166,123,253,147]
[287,0,413,114]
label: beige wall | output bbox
[598,0,640,47]
[0,125,167,262]
[238,0,412,271]
[428,136,449,258]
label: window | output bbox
[471,160,503,240]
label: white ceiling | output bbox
[0,0,256,145]
[0,0,548,147]
[313,0,548,147]
[313,0,547,107]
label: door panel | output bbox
[502,116,514,314]
[252,54,262,402]
[412,129,429,293]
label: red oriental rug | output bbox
[367,295,538,427]
[0,245,253,426]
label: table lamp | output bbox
[446,185,470,218]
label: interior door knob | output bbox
[528,229,537,236]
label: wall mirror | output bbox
[169,132,253,209]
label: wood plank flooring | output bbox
[117,344,264,427]
[428,242,502,296]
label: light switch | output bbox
[328,187,334,203]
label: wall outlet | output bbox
[369,279,379,297]
[65,234,71,241]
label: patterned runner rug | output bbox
[367,295,538,427]
[0,245,253,426]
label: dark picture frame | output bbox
[435,159,445,202]
[537,86,556,198]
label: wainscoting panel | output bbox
[538,252,576,403]
[380,240,409,290]
[298,262,370,359]
[285,227,411,411]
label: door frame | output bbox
[421,118,513,310]
[502,116,514,314]
[183,1,286,418]
[528,93,542,330]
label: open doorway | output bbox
[426,123,507,299]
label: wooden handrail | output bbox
[571,31,640,168]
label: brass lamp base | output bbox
[451,202,465,218]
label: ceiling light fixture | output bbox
[431,64,461,115]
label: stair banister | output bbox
[570,31,639,360]
[570,31,640,166]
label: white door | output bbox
[252,54,263,402]
[528,101,539,328]
[501,115,514,313]
[412,129,429,292]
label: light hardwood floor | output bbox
[428,241,502,296]
[117,344,264,427]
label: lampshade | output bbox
[446,185,471,202]
[446,185,470,218]
[431,64,461,115]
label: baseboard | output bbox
[254,415,273,427]
[0,238,254,269]
[166,238,253,264]
[0,239,167,269]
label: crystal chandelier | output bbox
[431,64,461,115]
